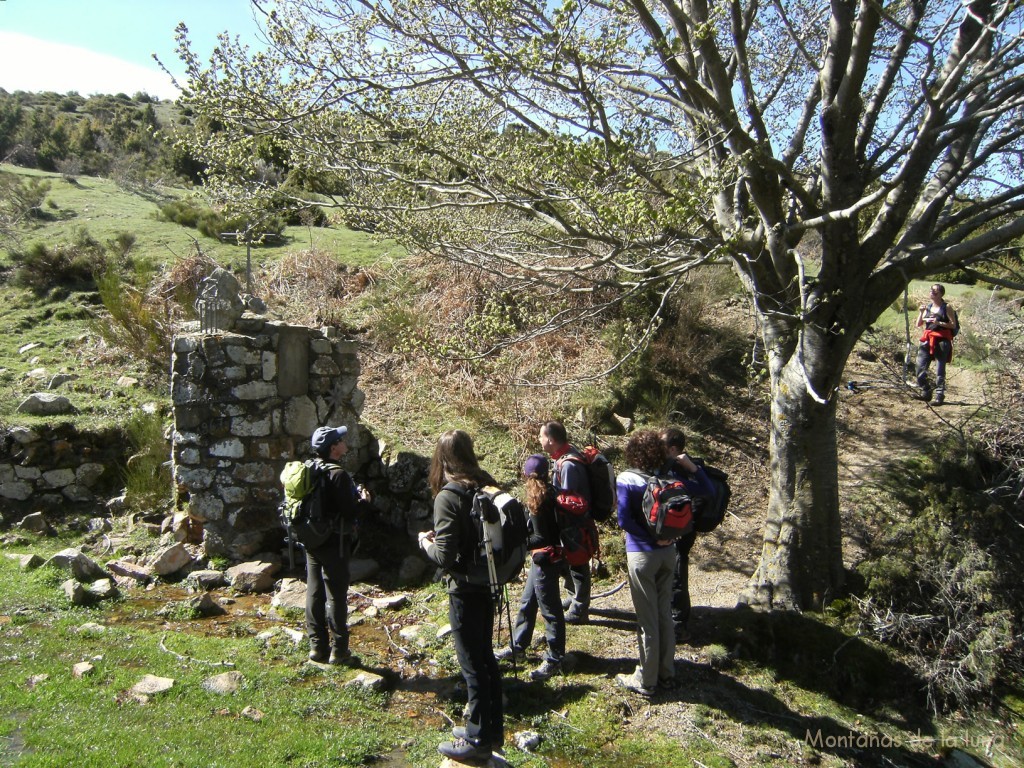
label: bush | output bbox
[122,410,172,514]
[91,268,172,374]
[9,228,107,295]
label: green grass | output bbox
[0,164,401,430]
[1,164,401,272]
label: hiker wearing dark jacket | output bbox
[540,421,593,624]
[660,427,716,642]
[306,425,366,667]
[419,429,504,762]
[915,283,958,405]
[500,454,567,682]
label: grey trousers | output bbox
[626,546,677,687]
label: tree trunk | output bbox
[739,351,845,611]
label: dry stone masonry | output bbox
[171,317,367,560]
[0,425,120,511]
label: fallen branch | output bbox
[382,622,411,656]
[591,580,627,601]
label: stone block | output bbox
[175,467,215,489]
[276,326,309,397]
[188,493,225,522]
[14,466,42,480]
[230,416,271,438]
[226,345,260,365]
[42,468,76,488]
[233,462,275,484]
[0,481,33,501]
[231,381,277,400]
[261,351,277,381]
[62,484,94,503]
[284,396,317,437]
[75,462,106,487]
[311,357,340,376]
[209,439,245,459]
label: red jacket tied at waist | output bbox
[920,328,954,361]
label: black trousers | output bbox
[449,590,504,747]
[671,530,697,626]
[305,533,351,654]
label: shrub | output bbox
[122,410,172,514]
[9,228,107,295]
[91,268,172,374]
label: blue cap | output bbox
[311,425,348,454]
[523,454,548,479]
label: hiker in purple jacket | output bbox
[615,429,709,695]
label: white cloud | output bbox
[0,32,180,100]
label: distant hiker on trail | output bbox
[915,283,958,406]
[305,425,368,667]
[419,429,504,762]
[660,427,716,643]
[497,454,568,682]
[615,429,684,696]
[539,421,593,624]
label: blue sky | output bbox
[0,0,264,100]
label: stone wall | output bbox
[171,318,367,560]
[0,424,124,519]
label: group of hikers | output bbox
[290,283,959,763]
[296,420,719,763]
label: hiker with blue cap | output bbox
[305,424,368,666]
[496,453,568,682]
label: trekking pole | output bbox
[286,523,296,571]
[482,523,517,672]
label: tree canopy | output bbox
[177,0,1024,609]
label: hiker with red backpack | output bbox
[660,427,717,643]
[615,429,700,695]
[496,454,568,681]
[539,421,595,624]
[915,283,959,406]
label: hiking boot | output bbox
[561,598,572,610]
[674,622,691,643]
[564,610,588,625]
[615,672,655,697]
[494,645,523,662]
[437,737,492,762]
[329,649,360,667]
[308,648,329,663]
[914,385,932,402]
[528,659,562,681]
[658,676,680,691]
[452,726,503,750]
[931,392,945,406]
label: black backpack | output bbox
[639,472,694,541]
[690,459,732,533]
[445,484,529,596]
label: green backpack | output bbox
[279,459,332,549]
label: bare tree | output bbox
[174,0,1024,610]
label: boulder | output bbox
[18,512,54,535]
[16,393,77,416]
[148,543,193,577]
[45,548,106,582]
[225,560,280,593]
[202,671,244,695]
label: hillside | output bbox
[1,167,1023,767]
